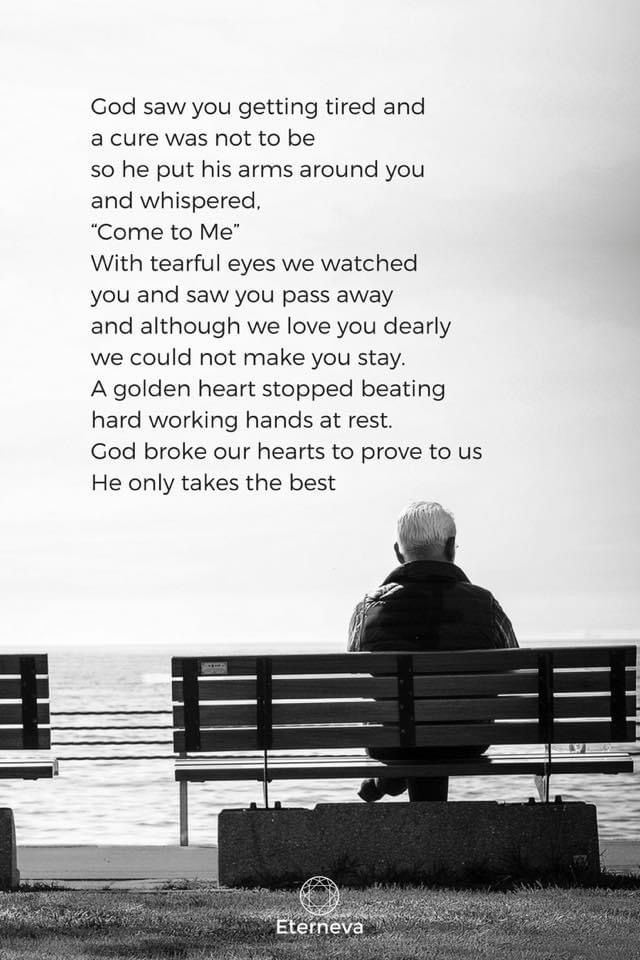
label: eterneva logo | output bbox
[275,877,364,936]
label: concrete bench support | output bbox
[0,809,19,890]
[219,801,600,887]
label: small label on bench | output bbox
[201,660,228,675]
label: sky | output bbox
[1,0,639,652]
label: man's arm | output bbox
[492,598,519,648]
[347,600,365,651]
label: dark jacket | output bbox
[348,560,518,763]
[348,560,518,653]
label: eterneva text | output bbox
[276,920,364,935]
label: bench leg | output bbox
[179,781,189,846]
[544,742,552,803]
[534,772,552,803]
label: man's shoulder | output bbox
[348,583,399,651]
[367,582,403,602]
[457,580,496,602]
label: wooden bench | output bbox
[172,646,637,845]
[0,654,57,780]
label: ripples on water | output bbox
[1,646,637,845]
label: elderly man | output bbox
[348,500,518,802]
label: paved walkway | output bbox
[18,846,218,888]
[16,841,640,888]
[600,839,640,876]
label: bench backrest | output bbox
[0,655,50,750]
[172,647,637,754]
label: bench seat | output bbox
[0,760,58,780]
[175,750,636,782]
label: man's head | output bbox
[394,501,456,564]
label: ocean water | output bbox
[1,645,638,846]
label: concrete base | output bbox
[219,801,600,887]
[0,809,19,890]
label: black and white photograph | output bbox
[1,1,639,957]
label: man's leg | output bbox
[358,776,407,802]
[359,745,487,802]
[404,745,487,801]
[407,775,448,801]
[359,748,407,802]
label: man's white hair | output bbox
[397,501,456,555]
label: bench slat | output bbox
[173,653,401,677]
[174,700,398,728]
[174,752,636,781]
[412,669,636,697]
[174,704,255,727]
[0,703,50,725]
[412,647,636,671]
[0,655,49,675]
[271,727,402,749]
[414,694,636,723]
[172,646,637,676]
[0,679,49,700]
[172,669,637,700]
[413,720,635,747]
[0,761,57,780]
[172,679,257,702]
[555,669,637,693]
[0,729,51,749]
[174,695,635,727]
[271,677,399,699]
[273,701,400,724]
[174,726,402,752]
[172,677,399,702]
[174,729,258,751]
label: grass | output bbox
[0,882,638,960]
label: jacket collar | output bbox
[382,560,470,585]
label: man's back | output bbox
[349,560,518,653]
